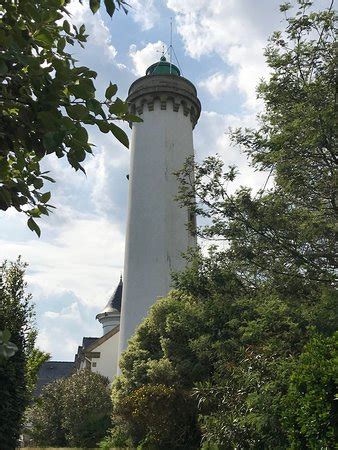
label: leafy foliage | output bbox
[62,370,112,447]
[176,0,335,290]
[281,333,337,448]
[27,369,112,448]
[0,329,18,360]
[113,284,337,448]
[114,384,199,449]
[0,0,140,235]
[25,347,50,395]
[111,292,204,448]
[0,258,46,450]
[25,379,66,447]
[112,1,337,448]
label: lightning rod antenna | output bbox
[169,17,173,74]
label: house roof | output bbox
[96,276,123,318]
[34,361,75,397]
[85,325,120,353]
[82,337,99,349]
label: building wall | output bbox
[119,100,197,354]
[90,330,119,381]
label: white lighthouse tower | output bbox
[118,56,201,355]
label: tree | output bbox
[0,0,139,235]
[62,370,112,447]
[114,384,199,449]
[0,329,18,360]
[113,284,337,448]
[25,379,66,447]
[0,258,47,450]
[28,369,112,448]
[25,347,50,396]
[112,1,336,448]
[111,291,206,448]
[176,0,335,291]
[173,1,336,447]
[281,333,337,448]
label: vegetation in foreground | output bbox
[1,0,336,449]
[108,1,337,448]
[26,370,112,448]
[0,259,49,450]
[0,0,135,235]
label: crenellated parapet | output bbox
[127,74,201,128]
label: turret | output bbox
[96,277,122,335]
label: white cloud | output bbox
[0,213,125,309]
[44,302,82,321]
[166,0,279,110]
[129,40,165,76]
[36,327,81,361]
[129,0,160,30]
[84,128,130,217]
[198,72,235,97]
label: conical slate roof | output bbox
[96,276,122,319]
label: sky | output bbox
[0,0,299,360]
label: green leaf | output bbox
[42,132,57,152]
[29,208,41,218]
[110,123,129,148]
[104,0,116,17]
[70,78,95,99]
[96,120,110,133]
[89,0,101,14]
[73,126,89,143]
[57,37,66,53]
[34,31,54,46]
[0,187,11,207]
[109,97,128,115]
[0,59,8,76]
[66,104,89,120]
[105,82,117,99]
[33,178,44,189]
[27,217,41,237]
[74,147,86,162]
[63,20,71,34]
[2,329,11,342]
[41,175,56,183]
[87,99,105,117]
[40,192,51,203]
[126,114,143,123]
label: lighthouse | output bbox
[118,56,201,356]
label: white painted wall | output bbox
[119,99,197,355]
[90,331,119,381]
[99,313,120,335]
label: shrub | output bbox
[114,383,200,449]
[282,333,337,448]
[27,369,112,447]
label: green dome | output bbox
[146,56,180,76]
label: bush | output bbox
[25,379,66,447]
[114,383,199,449]
[27,369,112,447]
[0,259,36,450]
[99,426,133,449]
[282,333,337,448]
